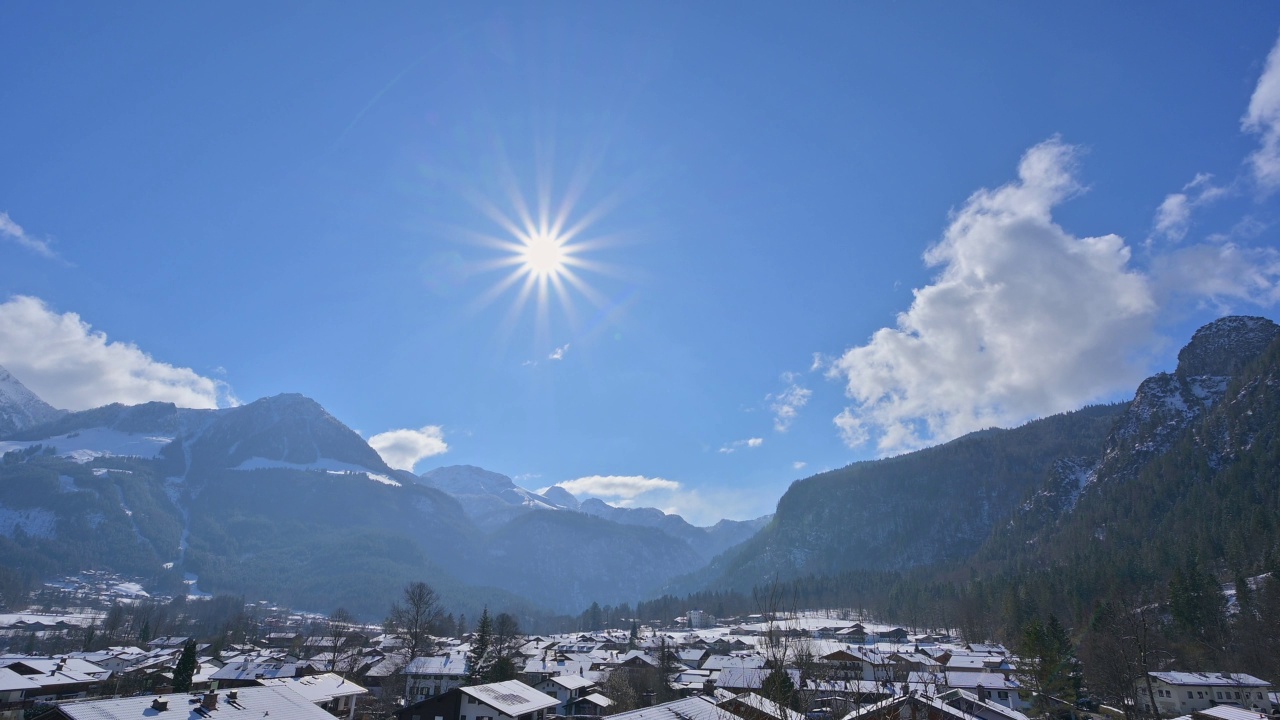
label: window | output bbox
[1217,693,1223,699]
[998,692,1009,700]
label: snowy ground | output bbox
[0,428,172,463]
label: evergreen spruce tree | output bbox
[173,640,198,693]
[465,608,492,685]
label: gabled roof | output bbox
[1150,672,1270,688]
[607,696,723,720]
[547,674,595,690]
[259,673,367,703]
[571,693,614,709]
[45,686,335,720]
[460,680,558,716]
[209,662,298,681]
[0,667,41,693]
[719,692,806,720]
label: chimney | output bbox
[202,692,218,711]
[152,698,169,712]
[227,691,239,702]
[977,685,989,703]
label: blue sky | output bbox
[3,3,1280,524]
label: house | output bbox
[564,693,613,717]
[209,661,301,687]
[717,692,807,720]
[259,672,367,720]
[942,673,1027,712]
[1171,706,1270,720]
[0,668,40,720]
[605,696,724,720]
[842,689,1027,720]
[396,680,556,720]
[403,654,468,702]
[33,686,341,720]
[532,673,596,716]
[1142,672,1274,717]
[0,658,105,701]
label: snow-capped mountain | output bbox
[0,365,63,436]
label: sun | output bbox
[467,188,614,340]
[520,231,569,279]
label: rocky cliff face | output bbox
[1096,316,1279,486]
[0,365,63,436]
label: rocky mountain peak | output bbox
[0,364,63,436]
[1175,315,1280,378]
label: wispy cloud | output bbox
[1150,173,1229,244]
[548,343,570,360]
[368,425,448,471]
[1243,31,1280,192]
[0,295,235,410]
[719,437,764,454]
[555,474,680,499]
[792,461,807,470]
[767,372,812,432]
[0,212,58,260]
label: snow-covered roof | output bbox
[720,692,806,720]
[402,655,466,676]
[547,674,595,690]
[460,680,558,717]
[1151,672,1271,688]
[259,673,367,703]
[573,693,614,709]
[607,695,724,720]
[49,686,337,720]
[0,667,41,693]
[1173,708,1270,720]
[210,661,298,681]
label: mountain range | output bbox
[0,378,768,618]
[2,314,1277,632]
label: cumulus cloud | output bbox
[1150,174,1229,243]
[0,295,234,410]
[768,372,812,432]
[1243,31,1280,192]
[0,212,58,260]
[829,139,1157,453]
[548,343,570,360]
[555,474,680,500]
[368,425,449,471]
[718,437,764,453]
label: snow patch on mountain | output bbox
[233,456,402,486]
[0,428,173,463]
[0,504,56,539]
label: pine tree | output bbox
[465,608,492,685]
[173,640,198,693]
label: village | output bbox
[0,586,1274,720]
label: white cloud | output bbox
[0,295,234,410]
[548,343,570,360]
[792,461,807,470]
[1243,31,1280,192]
[767,372,812,432]
[1150,174,1229,243]
[0,212,58,260]
[1152,242,1280,308]
[829,139,1157,454]
[555,474,680,500]
[718,437,764,453]
[368,425,448,471]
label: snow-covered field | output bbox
[234,457,401,486]
[0,428,172,463]
[0,504,56,538]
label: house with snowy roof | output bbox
[395,680,556,720]
[1141,672,1274,717]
